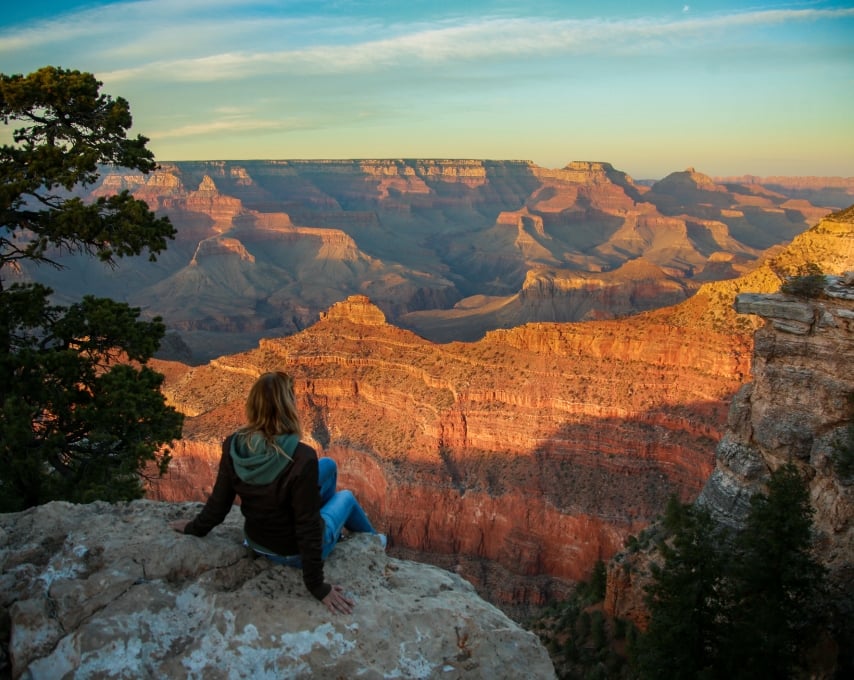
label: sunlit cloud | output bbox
[152,116,315,139]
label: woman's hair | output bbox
[239,372,302,447]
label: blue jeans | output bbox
[254,457,375,566]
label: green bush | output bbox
[780,263,827,298]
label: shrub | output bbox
[780,263,827,298]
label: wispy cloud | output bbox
[4,4,853,84]
[0,1,312,60]
[3,2,851,175]
[152,116,315,139]
[91,7,854,83]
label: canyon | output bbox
[147,206,853,615]
[14,157,852,616]
[14,159,850,361]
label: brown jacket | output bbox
[183,435,330,600]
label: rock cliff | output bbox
[149,293,751,613]
[698,281,854,563]
[0,500,555,679]
[605,268,854,627]
[148,207,851,616]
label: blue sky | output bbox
[2,1,853,178]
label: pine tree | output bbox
[633,468,828,679]
[0,67,183,510]
[633,501,730,680]
[724,464,827,679]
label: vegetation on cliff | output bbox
[780,263,828,299]
[533,464,836,679]
[832,392,854,480]
[634,465,828,679]
[0,67,183,510]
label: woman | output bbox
[170,371,382,615]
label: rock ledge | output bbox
[1,500,554,679]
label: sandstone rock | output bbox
[25,159,835,362]
[606,273,854,626]
[735,293,815,323]
[147,208,852,616]
[151,294,748,611]
[0,500,555,679]
[320,295,387,325]
[700,290,854,570]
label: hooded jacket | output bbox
[183,432,330,601]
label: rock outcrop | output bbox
[0,500,555,679]
[698,281,854,568]
[605,271,854,627]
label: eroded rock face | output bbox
[605,271,854,626]
[150,210,853,616]
[698,282,854,574]
[19,160,841,362]
[0,500,555,679]
[149,293,750,613]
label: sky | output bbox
[1,0,853,179]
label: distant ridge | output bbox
[16,159,848,361]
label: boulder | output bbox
[0,500,554,679]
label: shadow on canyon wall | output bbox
[148,396,732,618]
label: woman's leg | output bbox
[320,489,376,559]
[317,457,337,504]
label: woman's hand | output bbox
[322,584,355,615]
[169,520,189,533]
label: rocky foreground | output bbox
[0,501,555,679]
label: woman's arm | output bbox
[291,449,331,601]
[178,437,237,536]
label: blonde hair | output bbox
[238,372,302,454]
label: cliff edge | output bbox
[605,271,854,628]
[698,273,854,574]
[0,500,555,679]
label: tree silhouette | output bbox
[724,464,827,679]
[0,66,183,511]
[633,467,828,679]
[633,501,730,679]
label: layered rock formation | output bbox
[605,267,854,627]
[1,500,554,679]
[405,163,809,340]
[149,207,852,616]
[403,258,694,343]
[16,159,841,361]
[149,294,751,613]
[715,174,854,214]
[699,281,854,558]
